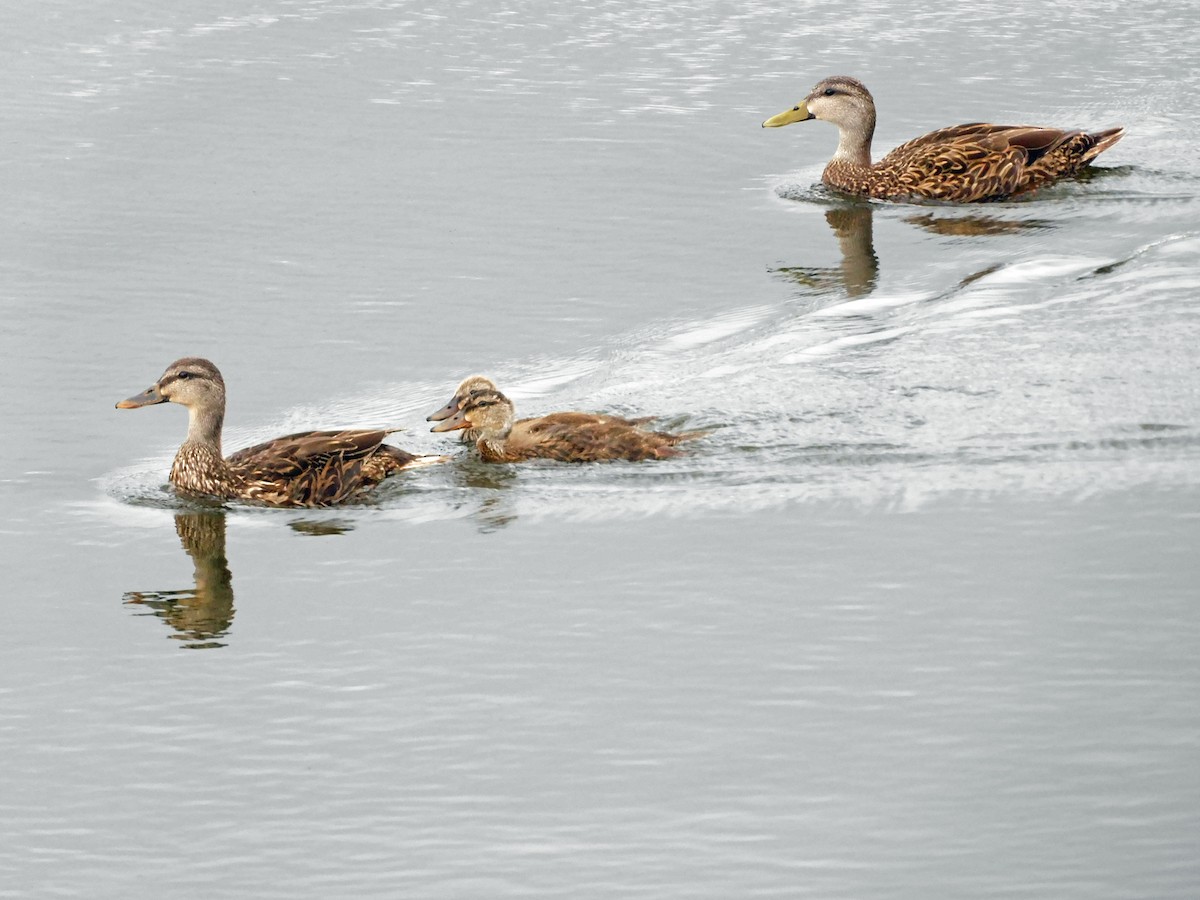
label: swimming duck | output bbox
[762,76,1124,202]
[426,375,654,443]
[430,388,703,462]
[116,357,443,507]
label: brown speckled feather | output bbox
[227,429,418,506]
[472,412,656,446]
[837,123,1126,202]
[486,416,696,463]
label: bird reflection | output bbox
[123,511,234,649]
[903,212,1051,236]
[772,201,1053,299]
[450,461,519,532]
[288,518,355,537]
[771,205,879,297]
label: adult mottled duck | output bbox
[116,357,443,507]
[762,76,1124,202]
[430,388,703,463]
[426,374,654,444]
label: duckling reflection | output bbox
[123,512,234,649]
[288,518,356,537]
[449,459,519,532]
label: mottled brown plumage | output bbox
[430,388,704,463]
[426,374,655,444]
[763,76,1124,202]
[116,357,443,507]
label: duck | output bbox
[116,357,444,507]
[430,388,704,463]
[762,76,1124,202]
[426,374,654,444]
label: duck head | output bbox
[117,357,226,411]
[763,76,875,129]
[763,76,876,165]
[117,357,228,447]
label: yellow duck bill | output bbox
[762,102,814,128]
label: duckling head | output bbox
[426,374,497,422]
[429,388,514,440]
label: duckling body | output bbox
[426,375,654,444]
[118,357,439,507]
[431,388,702,463]
[763,76,1124,202]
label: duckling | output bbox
[116,357,443,507]
[426,374,655,443]
[430,388,703,462]
[763,76,1124,202]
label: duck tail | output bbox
[403,453,452,468]
[672,428,712,444]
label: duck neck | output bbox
[832,113,875,168]
[185,402,225,455]
[476,423,514,463]
[171,403,234,496]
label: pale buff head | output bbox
[428,388,514,441]
[763,75,876,165]
[426,374,498,422]
[116,356,227,445]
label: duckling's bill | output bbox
[426,397,458,422]
[116,385,166,409]
[430,408,470,433]
[762,102,814,128]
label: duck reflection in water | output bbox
[772,202,1050,299]
[287,518,355,537]
[772,205,880,298]
[449,460,519,532]
[123,511,235,650]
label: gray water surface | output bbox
[2,1,1198,897]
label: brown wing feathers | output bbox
[228,429,414,506]
[872,123,1126,201]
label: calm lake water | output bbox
[2,1,1199,897]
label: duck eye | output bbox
[177,371,193,380]
[823,87,836,97]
